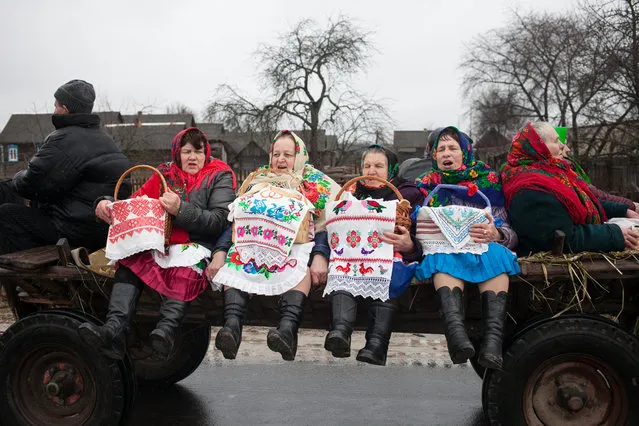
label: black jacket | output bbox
[508,190,626,255]
[12,113,131,250]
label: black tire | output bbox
[43,308,138,424]
[134,323,210,387]
[0,313,126,426]
[483,315,639,426]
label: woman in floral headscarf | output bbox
[207,130,340,361]
[79,127,236,360]
[414,126,518,370]
[502,121,639,255]
[323,145,424,366]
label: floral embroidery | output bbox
[346,230,361,248]
[264,229,274,240]
[330,232,339,249]
[367,230,382,249]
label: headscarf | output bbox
[353,144,401,200]
[249,130,340,232]
[135,127,236,200]
[501,122,606,224]
[415,126,504,208]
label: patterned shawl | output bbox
[354,144,401,200]
[501,122,606,224]
[415,126,504,208]
[249,130,340,232]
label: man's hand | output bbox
[95,200,113,224]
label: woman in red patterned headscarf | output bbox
[79,127,236,360]
[502,121,638,255]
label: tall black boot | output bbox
[437,286,475,364]
[324,291,358,358]
[356,299,397,366]
[215,288,250,360]
[267,290,306,361]
[149,297,189,358]
[478,291,509,369]
[78,280,142,360]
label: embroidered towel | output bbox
[105,197,166,261]
[323,194,397,301]
[231,186,311,268]
[416,205,489,255]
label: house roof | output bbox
[476,128,509,148]
[0,114,54,144]
[121,113,196,127]
[393,130,429,152]
[196,123,224,140]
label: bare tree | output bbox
[205,16,392,163]
[164,102,195,116]
[470,88,528,137]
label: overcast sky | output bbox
[0,0,576,135]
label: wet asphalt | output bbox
[129,363,485,426]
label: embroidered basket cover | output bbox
[105,197,167,261]
[230,185,312,268]
[416,205,489,255]
[323,193,397,301]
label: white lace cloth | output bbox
[152,243,211,274]
[416,205,489,255]
[105,197,166,261]
[211,242,313,295]
[323,194,397,301]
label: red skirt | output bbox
[118,252,208,302]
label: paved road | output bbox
[130,363,485,426]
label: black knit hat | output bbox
[54,79,95,113]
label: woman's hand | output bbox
[626,209,639,219]
[206,251,227,281]
[310,255,328,287]
[95,200,113,224]
[470,213,501,243]
[381,226,415,254]
[159,191,181,216]
[621,227,639,250]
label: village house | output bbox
[393,130,430,163]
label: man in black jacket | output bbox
[0,79,131,253]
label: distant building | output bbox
[474,128,510,169]
[393,130,430,163]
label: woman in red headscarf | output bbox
[502,121,639,255]
[79,127,236,360]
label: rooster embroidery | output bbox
[379,265,389,275]
[359,263,374,275]
[360,247,375,255]
[332,199,352,215]
[333,247,344,256]
[335,263,351,274]
[362,200,385,213]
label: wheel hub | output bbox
[525,355,626,426]
[42,362,84,406]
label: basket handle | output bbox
[238,168,303,196]
[114,165,169,201]
[423,184,491,209]
[336,176,405,201]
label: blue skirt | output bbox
[415,243,520,284]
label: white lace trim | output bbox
[419,239,488,255]
[323,275,390,301]
[105,236,164,263]
[211,243,313,295]
[152,244,211,268]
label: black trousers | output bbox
[0,179,25,205]
[0,203,59,254]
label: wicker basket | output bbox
[336,175,412,234]
[113,165,173,246]
[233,168,311,244]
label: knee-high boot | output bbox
[267,290,306,361]
[356,299,397,366]
[149,297,189,358]
[478,291,509,369]
[215,288,250,360]
[437,286,475,364]
[324,291,358,357]
[78,280,143,360]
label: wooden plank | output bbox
[0,245,60,270]
[0,266,88,279]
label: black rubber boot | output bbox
[78,280,142,360]
[215,288,250,360]
[267,290,306,361]
[437,286,475,364]
[324,291,358,358]
[356,299,397,366]
[149,297,189,358]
[478,291,509,370]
